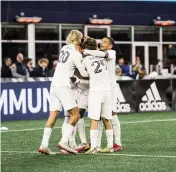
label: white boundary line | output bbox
[1,118,176,133]
[1,150,176,158]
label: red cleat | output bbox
[113,143,123,152]
[76,144,90,153]
[76,147,84,153]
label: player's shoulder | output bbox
[83,54,94,62]
[61,44,69,50]
[62,44,76,52]
[107,50,116,56]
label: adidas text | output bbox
[117,103,131,112]
[139,101,166,111]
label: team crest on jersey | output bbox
[139,82,166,111]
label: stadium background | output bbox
[1,1,176,172]
[1,1,176,121]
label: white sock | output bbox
[97,121,103,148]
[90,130,98,150]
[60,124,74,144]
[77,118,87,144]
[69,125,77,148]
[62,117,70,136]
[105,129,113,148]
[112,115,122,146]
[41,127,52,148]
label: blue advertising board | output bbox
[1,79,175,121]
[1,81,54,121]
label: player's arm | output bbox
[79,79,89,84]
[83,50,109,58]
[70,75,89,84]
[73,53,89,77]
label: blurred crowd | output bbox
[1,53,57,78]
[1,52,175,79]
[115,57,147,80]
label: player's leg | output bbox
[39,111,60,155]
[85,119,98,154]
[65,110,78,149]
[101,91,114,153]
[77,90,88,145]
[58,87,79,154]
[96,120,103,151]
[112,112,123,150]
[63,112,77,146]
[62,115,70,137]
[86,91,101,154]
[112,86,123,151]
[39,86,62,155]
[60,114,78,154]
[77,108,87,144]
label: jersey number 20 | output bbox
[58,51,70,63]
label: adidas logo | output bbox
[139,82,166,111]
[116,84,131,113]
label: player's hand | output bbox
[70,76,80,84]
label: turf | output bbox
[1,112,176,172]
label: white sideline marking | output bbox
[1,118,176,133]
[1,150,176,158]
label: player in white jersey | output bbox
[76,82,89,146]
[82,38,114,154]
[84,37,123,152]
[73,68,89,151]
[61,81,79,153]
[38,30,89,154]
[61,80,89,154]
[60,39,90,154]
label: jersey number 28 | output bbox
[58,51,70,63]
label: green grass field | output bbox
[1,112,176,172]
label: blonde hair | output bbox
[38,58,49,65]
[66,30,83,46]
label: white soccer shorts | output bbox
[49,86,77,112]
[77,89,89,110]
[64,87,79,117]
[88,91,112,120]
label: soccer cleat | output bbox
[113,143,123,152]
[76,143,90,153]
[60,149,70,154]
[85,148,97,154]
[38,147,56,155]
[83,143,90,152]
[58,142,78,154]
[100,147,114,153]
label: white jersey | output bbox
[83,55,111,92]
[51,44,84,88]
[106,50,118,87]
[77,82,89,93]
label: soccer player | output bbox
[82,38,114,154]
[61,79,89,154]
[84,37,123,152]
[61,81,79,153]
[77,83,89,145]
[38,30,89,154]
